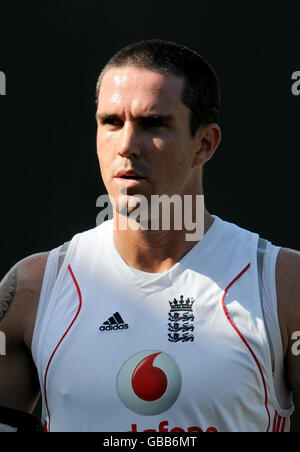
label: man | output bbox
[0,39,299,432]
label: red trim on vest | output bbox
[43,265,82,432]
[276,414,282,432]
[273,411,286,432]
[272,411,278,432]
[221,263,271,432]
[272,411,287,432]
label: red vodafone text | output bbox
[129,420,218,432]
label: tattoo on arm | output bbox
[0,267,18,321]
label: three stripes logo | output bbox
[99,312,129,332]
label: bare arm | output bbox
[276,247,300,403]
[0,252,49,412]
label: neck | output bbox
[113,208,214,273]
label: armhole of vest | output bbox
[57,240,71,277]
[259,240,294,415]
[261,242,283,365]
[257,238,275,374]
[31,246,61,370]
[31,236,78,379]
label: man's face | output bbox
[96,67,201,213]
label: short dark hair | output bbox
[96,39,221,136]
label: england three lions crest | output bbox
[168,295,195,343]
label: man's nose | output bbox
[118,122,141,159]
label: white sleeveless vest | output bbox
[32,216,294,432]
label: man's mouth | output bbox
[115,170,146,180]
[119,175,144,179]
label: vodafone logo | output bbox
[117,350,181,415]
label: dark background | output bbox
[0,0,299,431]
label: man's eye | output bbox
[141,119,164,128]
[102,118,123,126]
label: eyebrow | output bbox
[96,112,175,122]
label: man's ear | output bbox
[191,124,221,168]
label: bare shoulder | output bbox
[17,252,49,298]
[276,247,300,284]
[0,252,49,349]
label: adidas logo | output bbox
[99,312,129,332]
